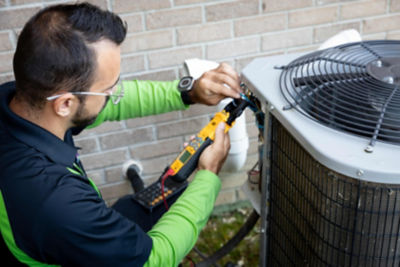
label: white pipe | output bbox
[184,58,249,172]
[218,98,249,172]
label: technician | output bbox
[0,3,241,266]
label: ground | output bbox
[181,205,260,267]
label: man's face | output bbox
[71,39,121,128]
[71,95,109,128]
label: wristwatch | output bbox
[178,76,195,105]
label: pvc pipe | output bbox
[218,98,249,172]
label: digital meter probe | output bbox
[133,96,254,210]
[168,97,249,182]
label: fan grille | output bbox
[279,40,400,148]
[267,116,400,266]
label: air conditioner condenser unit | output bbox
[241,40,400,266]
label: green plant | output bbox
[182,207,260,267]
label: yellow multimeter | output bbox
[132,94,258,210]
[169,98,249,182]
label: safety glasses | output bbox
[46,80,124,105]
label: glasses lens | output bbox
[111,81,124,104]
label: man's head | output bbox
[13,2,126,127]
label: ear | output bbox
[52,93,76,117]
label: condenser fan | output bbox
[280,40,400,147]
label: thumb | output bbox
[213,122,226,145]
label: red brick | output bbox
[146,7,202,30]
[113,0,170,14]
[206,0,259,22]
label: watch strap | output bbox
[180,90,194,105]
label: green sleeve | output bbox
[88,79,188,129]
[144,170,221,267]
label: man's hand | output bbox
[189,63,241,106]
[198,123,230,174]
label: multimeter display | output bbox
[179,150,191,164]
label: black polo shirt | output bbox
[0,82,152,266]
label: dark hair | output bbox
[13,2,127,109]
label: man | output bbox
[0,3,242,266]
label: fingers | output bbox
[199,75,240,99]
[216,83,241,99]
[214,122,230,157]
[183,135,196,148]
[213,122,226,146]
[191,62,241,105]
[197,122,230,174]
[215,63,241,92]
[201,80,239,101]
[224,127,230,152]
[216,63,240,84]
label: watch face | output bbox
[179,76,194,91]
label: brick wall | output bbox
[1,0,399,206]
